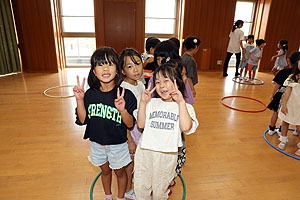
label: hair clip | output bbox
[182,39,184,42]
[193,39,197,43]
[166,57,170,62]
[283,44,286,46]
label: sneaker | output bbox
[293,130,299,136]
[235,72,240,76]
[169,180,176,187]
[295,149,300,156]
[104,194,113,200]
[278,142,286,150]
[268,129,277,136]
[277,129,282,136]
[223,73,228,77]
[124,189,135,200]
[297,141,300,149]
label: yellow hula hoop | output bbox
[43,85,75,98]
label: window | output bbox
[60,0,96,66]
[229,0,256,66]
[234,1,256,36]
[145,0,177,39]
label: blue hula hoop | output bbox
[232,77,264,85]
[90,172,187,200]
[264,128,300,161]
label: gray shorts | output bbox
[88,141,131,169]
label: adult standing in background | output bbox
[223,20,245,77]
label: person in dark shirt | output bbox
[74,47,137,200]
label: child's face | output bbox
[248,38,254,43]
[154,72,176,102]
[122,56,143,82]
[156,56,165,67]
[277,43,281,49]
[259,43,266,49]
[93,62,117,84]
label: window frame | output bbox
[58,0,96,67]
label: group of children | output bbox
[267,50,300,156]
[237,35,266,82]
[73,36,201,200]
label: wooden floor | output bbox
[0,67,299,200]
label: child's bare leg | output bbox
[253,70,256,80]
[281,121,289,137]
[125,158,134,192]
[270,111,278,127]
[115,167,127,198]
[243,68,248,77]
[100,162,112,195]
[249,71,252,79]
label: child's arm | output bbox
[281,86,291,115]
[115,87,134,128]
[187,78,196,97]
[137,83,156,129]
[170,80,192,132]
[248,51,254,61]
[271,51,285,61]
[127,130,136,154]
[73,76,86,124]
[270,83,280,101]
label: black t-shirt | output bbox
[75,87,137,145]
[144,61,156,88]
[273,68,292,88]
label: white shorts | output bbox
[88,141,131,169]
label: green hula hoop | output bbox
[90,172,186,200]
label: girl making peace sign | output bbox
[134,60,199,200]
[74,47,137,200]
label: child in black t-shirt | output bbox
[74,47,137,200]
[267,51,300,136]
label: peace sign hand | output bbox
[170,80,184,103]
[141,82,156,103]
[115,87,126,112]
[73,75,86,100]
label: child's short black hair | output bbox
[168,37,180,55]
[247,35,254,40]
[145,37,161,52]
[153,59,186,98]
[289,51,300,82]
[88,47,121,88]
[289,51,300,66]
[183,36,201,51]
[154,40,180,68]
[256,39,266,46]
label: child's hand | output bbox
[250,57,254,61]
[170,80,184,103]
[141,83,156,103]
[73,76,85,100]
[271,56,275,61]
[281,105,288,115]
[115,87,126,113]
[128,141,136,154]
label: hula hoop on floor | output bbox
[232,77,264,85]
[221,96,267,113]
[264,128,300,161]
[90,172,187,200]
[43,85,75,98]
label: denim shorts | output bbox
[88,141,131,169]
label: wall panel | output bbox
[259,0,300,71]
[11,0,58,72]
[183,0,237,70]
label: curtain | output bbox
[0,0,20,75]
